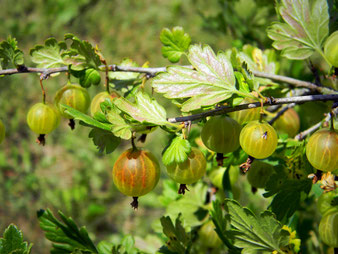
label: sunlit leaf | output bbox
[160,27,191,63]
[267,0,329,59]
[30,37,67,69]
[162,135,191,165]
[152,45,238,112]
[0,225,32,254]
[114,91,168,125]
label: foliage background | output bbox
[0,0,335,253]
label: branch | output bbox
[294,107,338,141]
[167,94,338,123]
[1,65,336,95]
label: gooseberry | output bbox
[319,208,338,247]
[0,119,5,144]
[166,147,206,184]
[27,103,60,134]
[317,190,338,215]
[209,166,239,189]
[247,160,274,188]
[201,116,241,154]
[54,83,91,119]
[239,120,278,159]
[113,148,160,208]
[90,90,120,116]
[198,220,222,248]
[273,108,300,137]
[229,98,260,125]
[305,129,338,172]
[324,31,338,67]
[80,68,101,87]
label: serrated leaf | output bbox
[61,104,112,131]
[0,225,32,254]
[160,27,191,63]
[224,199,290,253]
[63,34,101,70]
[0,36,24,69]
[267,0,329,60]
[37,209,98,253]
[30,37,67,69]
[162,136,191,165]
[152,45,237,112]
[88,128,120,154]
[105,105,132,140]
[114,91,168,125]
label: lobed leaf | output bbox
[30,37,67,69]
[113,91,168,125]
[162,135,191,166]
[0,224,32,254]
[104,105,133,140]
[160,27,191,63]
[63,33,101,70]
[152,45,237,112]
[267,0,329,60]
[0,36,24,69]
[88,128,121,154]
[224,199,290,253]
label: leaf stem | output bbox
[39,76,46,104]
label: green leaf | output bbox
[61,104,112,131]
[88,128,121,154]
[97,241,114,254]
[160,27,191,63]
[108,58,140,80]
[37,209,98,253]
[224,199,290,253]
[267,0,329,59]
[104,104,133,140]
[0,36,24,69]
[0,224,32,254]
[160,215,191,254]
[30,37,67,69]
[114,91,168,125]
[152,45,237,112]
[63,34,101,70]
[162,135,191,166]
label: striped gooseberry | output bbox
[54,83,91,119]
[166,147,206,194]
[90,91,120,116]
[198,220,222,248]
[229,98,260,125]
[247,160,274,188]
[319,208,338,247]
[305,128,338,172]
[239,120,278,159]
[0,119,5,144]
[80,68,101,88]
[273,108,300,138]
[201,116,241,154]
[209,166,239,189]
[26,103,60,145]
[317,190,338,215]
[113,148,160,208]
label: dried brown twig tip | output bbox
[130,197,139,209]
[178,184,189,195]
[36,134,46,146]
[320,172,337,192]
[240,156,255,174]
[251,186,257,194]
[68,119,75,130]
[216,153,224,166]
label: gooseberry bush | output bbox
[0,0,337,253]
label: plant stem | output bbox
[39,77,46,104]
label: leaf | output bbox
[160,27,191,63]
[0,224,32,254]
[37,209,98,253]
[152,45,237,112]
[88,128,121,154]
[267,0,329,59]
[160,215,191,254]
[224,199,290,253]
[61,104,112,131]
[63,33,101,70]
[0,36,24,69]
[113,91,168,125]
[30,37,67,69]
[108,58,140,80]
[162,135,191,165]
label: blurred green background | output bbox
[1,1,330,253]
